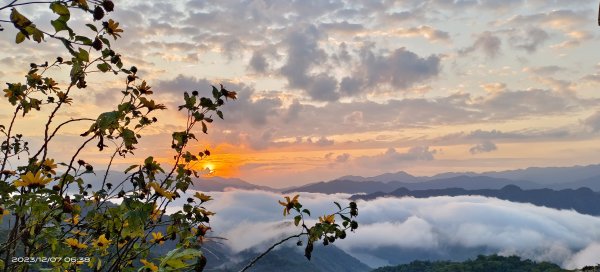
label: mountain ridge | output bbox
[284,175,540,194]
[350,185,600,216]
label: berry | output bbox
[93,6,105,21]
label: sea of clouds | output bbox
[167,189,600,269]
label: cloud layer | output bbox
[188,190,600,269]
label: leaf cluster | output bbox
[0,1,234,271]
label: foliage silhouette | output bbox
[373,255,566,272]
[0,1,358,271]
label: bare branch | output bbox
[239,233,306,272]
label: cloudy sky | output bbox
[2,0,600,187]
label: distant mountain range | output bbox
[283,164,600,194]
[85,164,600,194]
[190,176,276,192]
[336,171,424,183]
[358,164,600,186]
[284,176,540,194]
[350,185,600,216]
[70,170,278,193]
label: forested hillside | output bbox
[373,255,566,272]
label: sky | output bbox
[2,0,600,187]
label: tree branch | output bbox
[0,1,18,11]
[1,106,21,173]
[239,233,305,272]
[31,117,94,160]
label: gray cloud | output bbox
[339,77,363,96]
[263,90,583,147]
[581,74,600,83]
[280,25,326,90]
[467,129,524,140]
[314,136,335,146]
[175,190,600,269]
[320,21,364,34]
[155,75,282,127]
[307,74,340,102]
[509,28,549,53]
[155,74,212,95]
[469,140,498,154]
[278,26,442,100]
[433,128,574,147]
[357,47,442,90]
[343,111,364,125]
[479,0,524,10]
[355,146,437,169]
[477,89,579,119]
[148,74,591,152]
[332,42,352,65]
[10,0,593,156]
[335,153,351,163]
[460,31,502,58]
[505,9,588,30]
[583,111,600,132]
[248,51,269,73]
[396,25,451,42]
[279,25,344,102]
[429,0,477,9]
[551,31,593,50]
[524,65,567,76]
[389,146,436,161]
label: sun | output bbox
[204,163,216,175]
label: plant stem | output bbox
[239,233,305,272]
[0,106,20,173]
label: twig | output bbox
[239,233,305,272]
[0,106,20,173]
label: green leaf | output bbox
[125,203,152,228]
[60,38,75,54]
[85,23,97,32]
[302,209,311,216]
[97,63,110,72]
[99,36,110,47]
[193,112,204,121]
[294,215,301,226]
[69,59,83,81]
[212,85,220,99]
[30,27,44,43]
[201,121,207,134]
[333,201,341,210]
[121,128,138,149]
[15,32,25,44]
[216,110,223,119]
[96,111,120,131]
[10,9,31,28]
[77,48,89,62]
[160,248,203,269]
[74,35,92,45]
[124,165,138,173]
[50,19,68,33]
[175,181,189,191]
[50,2,70,16]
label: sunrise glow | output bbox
[0,1,599,189]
